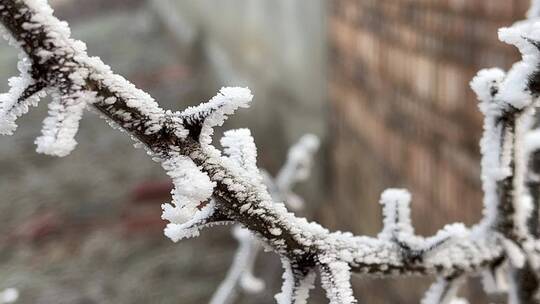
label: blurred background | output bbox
[0,0,533,303]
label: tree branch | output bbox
[210,133,320,304]
[421,274,465,304]
[1,0,539,302]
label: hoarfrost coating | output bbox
[211,133,320,304]
[2,0,540,303]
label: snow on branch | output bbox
[209,227,263,304]
[220,128,260,179]
[472,55,536,244]
[469,8,540,302]
[319,259,355,304]
[35,89,97,156]
[211,134,320,304]
[181,87,253,145]
[376,189,470,266]
[471,67,509,228]
[275,134,320,188]
[1,0,540,303]
[275,258,317,304]
[0,55,45,135]
[378,188,414,240]
[274,134,320,210]
[160,153,219,242]
[421,275,465,304]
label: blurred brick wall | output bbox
[325,0,531,237]
[324,1,534,302]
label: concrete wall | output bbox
[158,0,326,153]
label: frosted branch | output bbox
[469,6,540,301]
[211,134,320,304]
[319,259,356,304]
[275,134,320,190]
[35,89,97,156]
[0,55,46,135]
[421,275,465,304]
[181,87,252,145]
[160,154,218,242]
[1,0,539,303]
[209,227,261,304]
[378,189,413,240]
[220,128,260,179]
[275,258,316,304]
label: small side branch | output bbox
[319,260,356,304]
[275,258,316,304]
[209,227,262,304]
[421,275,465,304]
[211,134,320,304]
